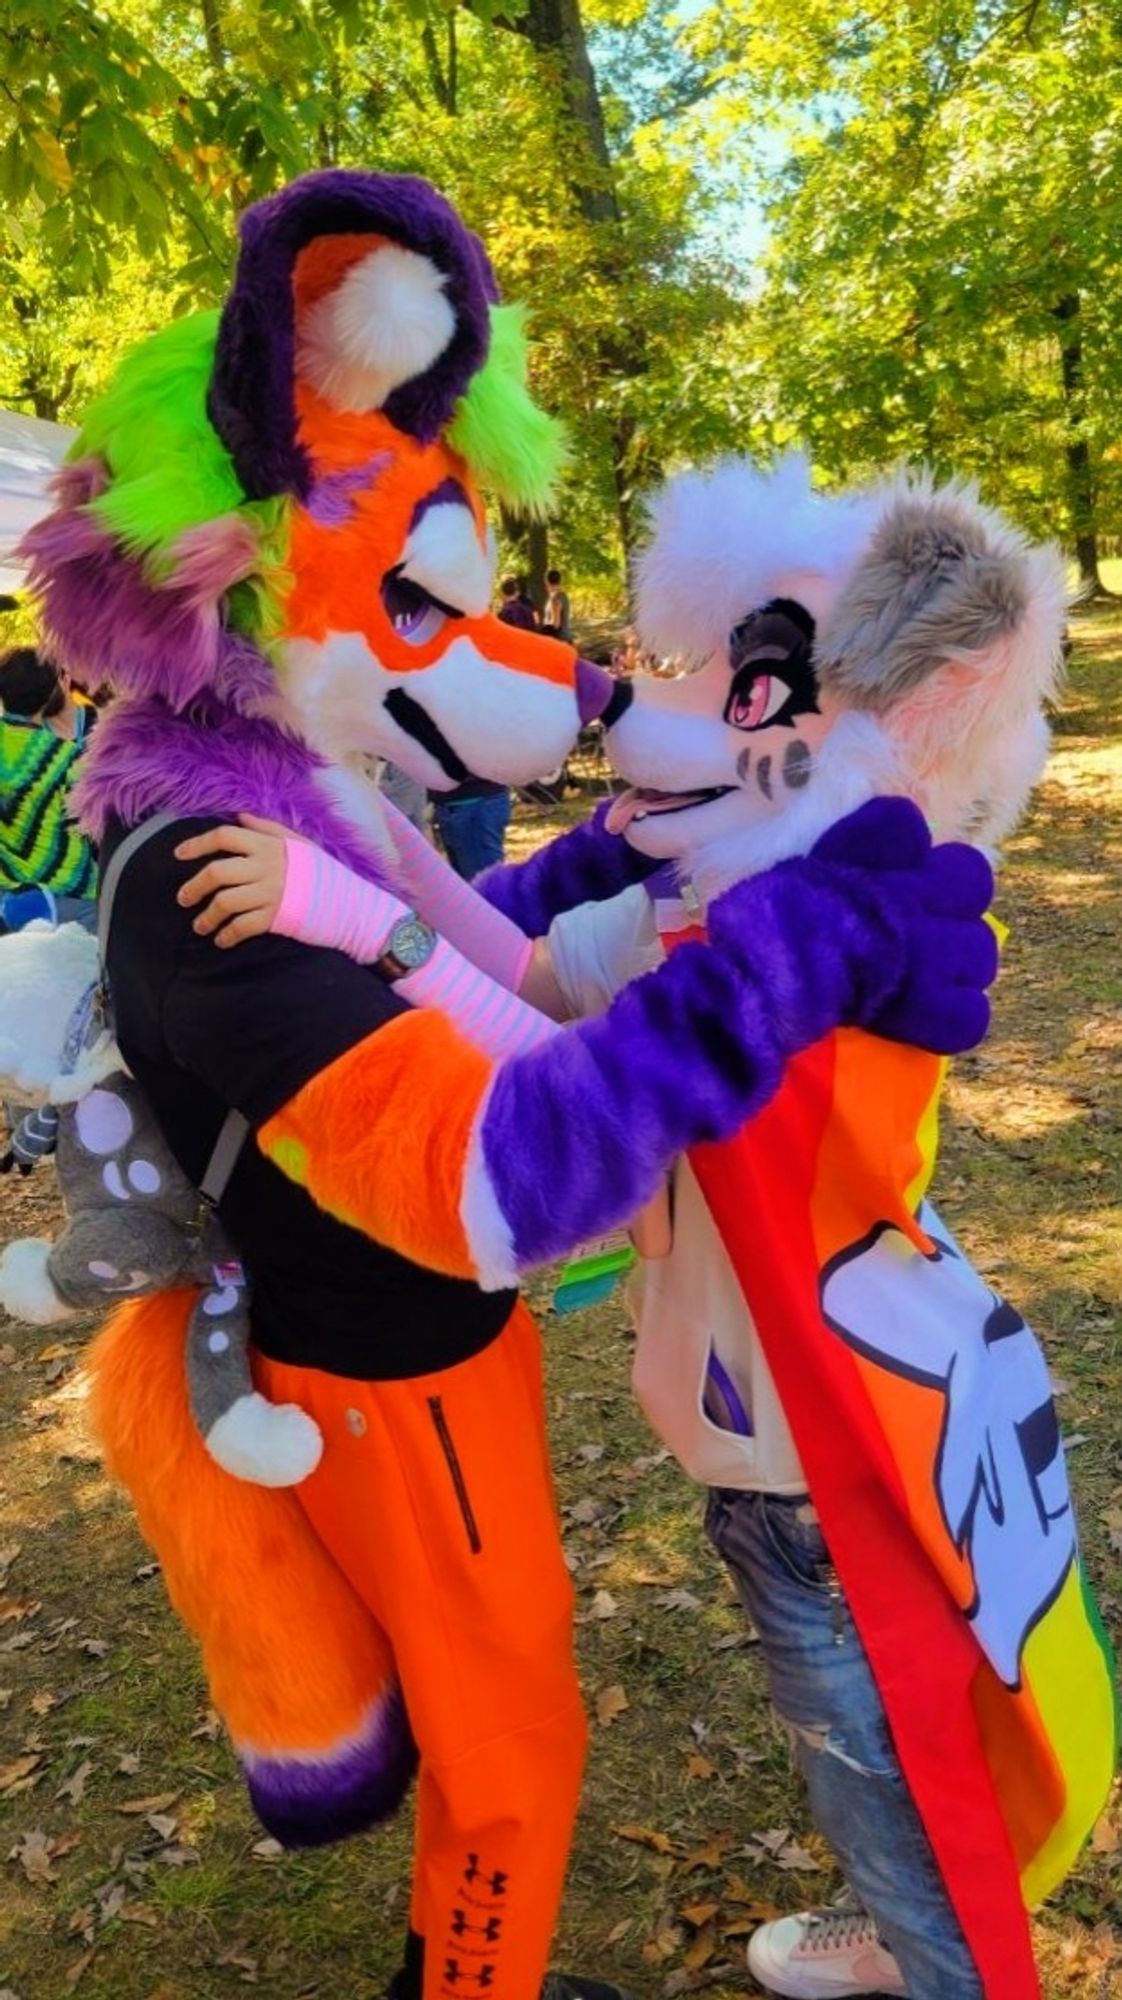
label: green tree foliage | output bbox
[680,0,1122,584]
[0,0,740,587]
[4,0,1117,596]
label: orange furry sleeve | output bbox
[258,1009,493,1280]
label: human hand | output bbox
[175,813,294,948]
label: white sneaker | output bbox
[748,1906,908,1996]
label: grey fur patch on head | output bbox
[816,478,1032,712]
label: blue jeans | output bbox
[434,791,511,881]
[705,1489,984,2000]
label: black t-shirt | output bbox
[102,816,516,1380]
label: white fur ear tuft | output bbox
[297,245,457,412]
[0,1239,72,1327]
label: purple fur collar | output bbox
[76,693,394,889]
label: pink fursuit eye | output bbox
[728,673,786,731]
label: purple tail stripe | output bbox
[242,1683,417,1849]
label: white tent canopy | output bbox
[0,407,75,597]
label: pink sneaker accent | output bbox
[747,1906,908,1997]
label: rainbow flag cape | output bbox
[672,967,1116,1997]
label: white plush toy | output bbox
[0,922,323,1487]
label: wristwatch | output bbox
[374,911,438,982]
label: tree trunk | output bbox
[497,0,653,557]
[499,509,550,611]
[1052,292,1103,592]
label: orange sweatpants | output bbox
[257,1300,588,2000]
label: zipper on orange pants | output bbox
[428,1395,482,1554]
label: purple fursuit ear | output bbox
[208,170,499,503]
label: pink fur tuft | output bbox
[52,456,110,508]
[166,514,263,605]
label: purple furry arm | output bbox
[475,802,662,937]
[479,856,909,1270]
[478,797,997,1270]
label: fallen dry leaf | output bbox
[63,1949,96,1990]
[679,1900,720,1928]
[682,1833,734,1872]
[29,1691,56,1718]
[657,1588,703,1614]
[685,1752,716,1781]
[1091,1812,1119,1854]
[682,1923,718,1971]
[613,1822,675,1856]
[589,1589,619,1620]
[595,1684,629,1728]
[56,1760,93,1806]
[0,1753,43,1795]
[0,1596,39,1624]
[116,1792,180,1816]
[11,1828,56,1885]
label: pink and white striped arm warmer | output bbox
[272,838,556,1060]
[381,798,535,991]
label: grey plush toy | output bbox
[0,921,322,1486]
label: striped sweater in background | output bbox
[0,716,98,898]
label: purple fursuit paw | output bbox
[476,799,662,936]
[808,796,997,1054]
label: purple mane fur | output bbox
[21,492,249,709]
[209,171,498,503]
[75,691,396,890]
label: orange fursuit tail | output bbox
[88,1292,416,1845]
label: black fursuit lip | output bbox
[384,688,471,785]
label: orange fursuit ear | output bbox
[87,1294,399,1766]
[259,1010,491,1280]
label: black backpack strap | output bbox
[97,812,250,1208]
[96,811,179,969]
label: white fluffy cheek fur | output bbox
[279,632,584,791]
[607,698,739,794]
[681,713,904,902]
[420,637,584,787]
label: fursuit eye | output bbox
[726,672,795,732]
[724,601,820,735]
[381,567,451,648]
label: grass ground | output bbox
[1,612,1120,1999]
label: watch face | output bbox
[389,914,437,972]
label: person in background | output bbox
[497,574,539,631]
[542,567,572,642]
[46,664,98,746]
[377,757,432,838]
[430,773,512,880]
[611,628,642,677]
[516,574,540,626]
[0,648,98,919]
